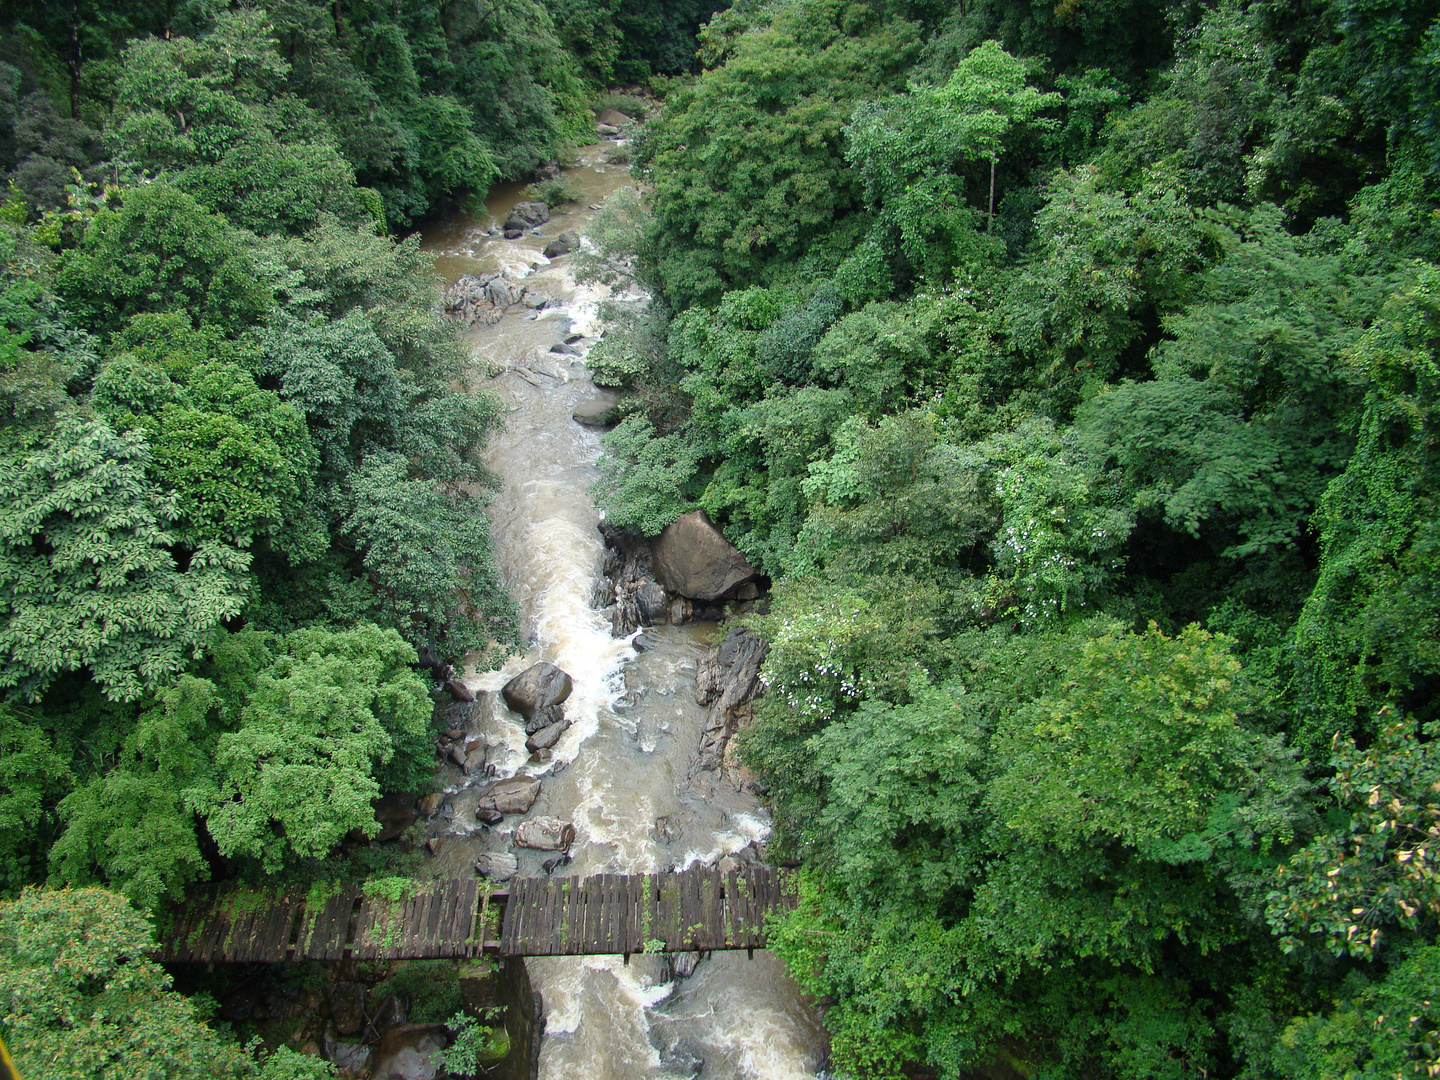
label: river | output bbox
[418,143,827,1080]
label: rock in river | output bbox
[476,776,541,815]
[573,390,621,427]
[514,816,576,852]
[475,851,518,882]
[651,509,758,601]
[504,200,550,234]
[543,229,579,258]
[525,716,570,751]
[502,662,573,720]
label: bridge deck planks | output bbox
[155,867,793,963]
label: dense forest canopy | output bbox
[3,0,1440,1076]
[584,0,1440,1075]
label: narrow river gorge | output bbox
[418,144,827,1080]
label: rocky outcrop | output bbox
[543,230,579,258]
[502,663,573,721]
[653,510,758,601]
[476,776,541,815]
[503,200,550,238]
[513,817,576,852]
[596,521,766,636]
[596,108,633,127]
[694,627,769,776]
[441,273,539,327]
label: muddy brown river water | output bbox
[417,145,827,1080]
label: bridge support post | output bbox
[500,957,544,1080]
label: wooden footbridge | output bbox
[156,866,795,964]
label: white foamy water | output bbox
[419,144,827,1080]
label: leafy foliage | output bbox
[0,886,257,1079]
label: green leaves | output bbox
[0,886,257,1080]
[635,0,923,305]
[1268,716,1440,961]
[342,454,516,662]
[0,414,249,703]
[206,625,429,872]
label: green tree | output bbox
[55,182,271,335]
[0,886,255,1079]
[635,0,923,306]
[0,414,250,703]
[844,40,1059,285]
[205,624,431,872]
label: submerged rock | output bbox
[573,391,622,427]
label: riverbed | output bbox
[417,144,827,1080]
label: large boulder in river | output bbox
[504,201,550,234]
[502,662,572,720]
[476,776,541,815]
[651,510,758,601]
[596,108,633,127]
[514,816,576,852]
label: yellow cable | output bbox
[0,1032,20,1080]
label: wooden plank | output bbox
[500,878,520,954]
[579,875,595,954]
[564,876,583,954]
[574,877,590,955]
[736,870,755,949]
[662,872,681,951]
[515,877,534,954]
[757,867,775,946]
[607,874,624,954]
[589,875,605,953]
[437,880,461,954]
[414,887,439,955]
[456,878,477,957]
[589,875,603,954]
[332,885,361,960]
[255,897,290,961]
[679,870,696,951]
[624,875,642,961]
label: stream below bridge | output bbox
[417,143,827,1080]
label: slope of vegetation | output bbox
[587,0,1440,1075]
[0,0,718,1073]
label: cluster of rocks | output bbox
[421,662,583,886]
[596,509,764,636]
[440,272,548,327]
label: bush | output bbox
[522,177,584,209]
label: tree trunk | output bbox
[67,0,82,119]
[987,157,996,232]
